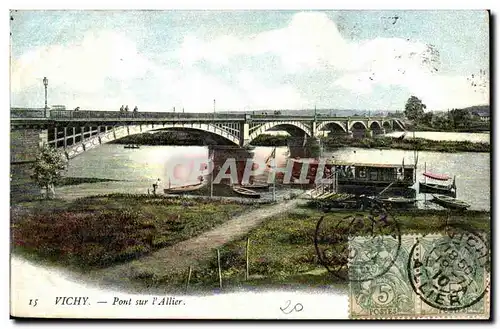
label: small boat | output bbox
[432,195,470,210]
[240,182,270,190]
[419,168,456,196]
[124,144,140,149]
[419,182,456,196]
[379,196,417,205]
[164,182,204,194]
[232,185,261,198]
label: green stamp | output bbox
[350,235,415,318]
[349,233,490,319]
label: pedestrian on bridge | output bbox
[133,106,138,113]
[119,105,124,112]
[125,105,129,112]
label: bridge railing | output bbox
[48,110,247,120]
[11,108,392,122]
[11,108,46,118]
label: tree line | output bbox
[404,96,489,132]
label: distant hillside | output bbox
[461,105,489,115]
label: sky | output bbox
[10,10,489,112]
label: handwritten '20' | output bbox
[280,300,303,314]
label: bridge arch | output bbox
[349,121,368,131]
[247,121,312,144]
[63,123,240,159]
[315,121,347,136]
[382,121,393,130]
[369,121,382,130]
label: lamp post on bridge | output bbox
[43,77,48,117]
[213,99,216,121]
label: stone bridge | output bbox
[11,109,406,160]
[10,108,406,198]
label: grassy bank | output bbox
[250,134,289,147]
[11,194,254,271]
[322,136,490,153]
[129,205,490,292]
[111,131,230,146]
[410,122,490,133]
[57,177,122,186]
[246,134,490,153]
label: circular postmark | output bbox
[407,228,489,311]
[314,208,401,282]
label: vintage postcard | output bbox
[9,9,490,320]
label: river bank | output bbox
[322,136,490,153]
[11,194,257,272]
[58,177,122,186]
[251,134,490,153]
[11,194,490,292]
[409,122,490,133]
[110,131,226,146]
[110,130,490,153]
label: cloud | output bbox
[178,12,350,72]
[11,12,488,112]
[11,31,152,94]
[177,12,488,110]
[11,28,306,112]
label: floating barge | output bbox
[288,159,415,194]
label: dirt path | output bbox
[91,197,307,291]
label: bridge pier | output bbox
[240,123,250,147]
[11,127,48,199]
[351,129,367,139]
[372,128,386,136]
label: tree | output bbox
[420,112,434,127]
[31,144,67,199]
[449,108,472,130]
[404,96,427,122]
[431,113,452,131]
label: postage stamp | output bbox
[349,230,490,319]
[9,9,491,320]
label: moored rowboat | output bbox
[432,195,470,210]
[379,196,417,205]
[164,182,204,194]
[240,182,270,190]
[232,185,261,198]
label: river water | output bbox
[62,136,490,211]
[385,131,490,143]
[324,147,490,211]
